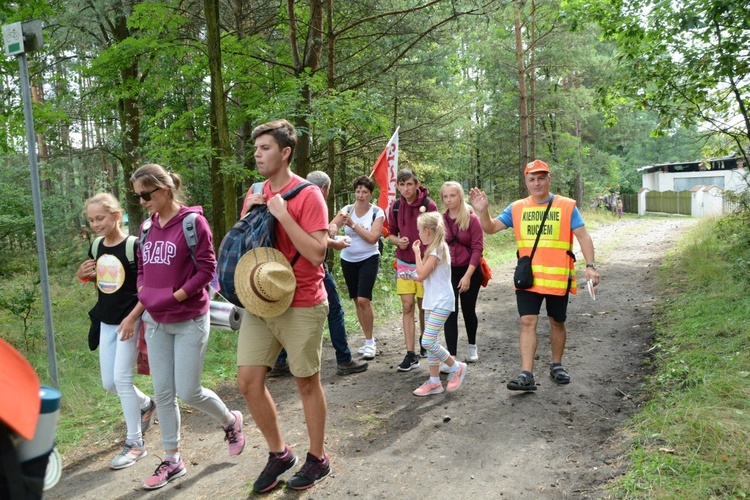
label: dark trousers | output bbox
[277,269,352,365]
[443,264,483,355]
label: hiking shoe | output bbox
[397,352,419,372]
[466,344,479,363]
[109,440,147,470]
[336,359,368,376]
[140,398,156,433]
[420,346,427,358]
[286,452,331,490]
[142,459,186,490]
[446,362,467,392]
[550,363,571,384]
[224,410,245,457]
[268,362,291,377]
[253,445,298,493]
[413,380,444,396]
[507,372,537,392]
[360,344,377,360]
[439,363,451,374]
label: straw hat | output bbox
[235,247,296,318]
[0,337,41,440]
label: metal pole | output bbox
[18,51,59,388]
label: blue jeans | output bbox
[277,269,352,365]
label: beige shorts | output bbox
[237,303,329,378]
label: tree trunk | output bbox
[205,0,233,246]
[514,0,529,198]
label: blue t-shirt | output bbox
[497,195,584,230]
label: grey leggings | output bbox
[143,311,231,451]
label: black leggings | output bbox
[443,264,483,355]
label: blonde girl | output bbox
[441,181,485,363]
[409,212,467,396]
[76,193,155,470]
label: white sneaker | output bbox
[467,344,479,362]
[110,440,147,470]
[357,339,375,355]
[361,344,376,360]
[439,363,451,374]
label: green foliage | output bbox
[0,275,41,352]
[609,216,750,497]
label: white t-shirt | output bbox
[421,246,455,312]
[341,204,385,263]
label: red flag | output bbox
[370,128,399,233]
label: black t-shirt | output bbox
[88,238,139,325]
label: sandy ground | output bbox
[45,216,698,499]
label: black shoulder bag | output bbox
[513,197,554,289]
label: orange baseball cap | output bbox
[524,159,550,175]
[0,337,41,440]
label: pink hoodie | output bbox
[137,206,215,323]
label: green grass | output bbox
[608,213,750,498]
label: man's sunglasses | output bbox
[133,187,160,202]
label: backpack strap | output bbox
[281,181,313,200]
[251,181,265,195]
[124,236,137,266]
[91,236,104,260]
[182,213,199,270]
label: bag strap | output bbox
[529,196,554,262]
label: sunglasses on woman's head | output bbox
[133,187,160,201]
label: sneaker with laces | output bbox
[142,459,186,490]
[360,344,377,360]
[109,440,147,470]
[413,380,444,396]
[286,452,331,490]
[252,445,298,493]
[224,410,245,457]
[141,398,156,433]
[439,363,451,374]
[507,372,537,391]
[466,344,479,362]
[397,352,419,372]
[446,362,467,392]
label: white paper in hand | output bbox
[587,279,596,301]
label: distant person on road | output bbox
[328,175,385,361]
[235,120,332,493]
[469,160,600,391]
[440,181,485,365]
[387,168,438,372]
[131,164,245,490]
[76,193,155,471]
[617,198,623,219]
[403,212,467,396]
[263,171,369,377]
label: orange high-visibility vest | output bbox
[511,195,577,296]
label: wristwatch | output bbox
[586,263,597,270]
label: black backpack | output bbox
[217,181,313,307]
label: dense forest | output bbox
[1,0,748,263]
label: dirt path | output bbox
[46,216,698,499]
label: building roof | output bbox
[637,156,740,174]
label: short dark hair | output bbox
[397,168,418,184]
[251,119,298,159]
[353,175,374,193]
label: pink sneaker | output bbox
[142,459,186,490]
[413,380,444,397]
[224,410,245,457]
[446,362,467,392]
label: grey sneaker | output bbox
[110,440,147,470]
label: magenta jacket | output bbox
[137,206,215,323]
[388,185,438,264]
